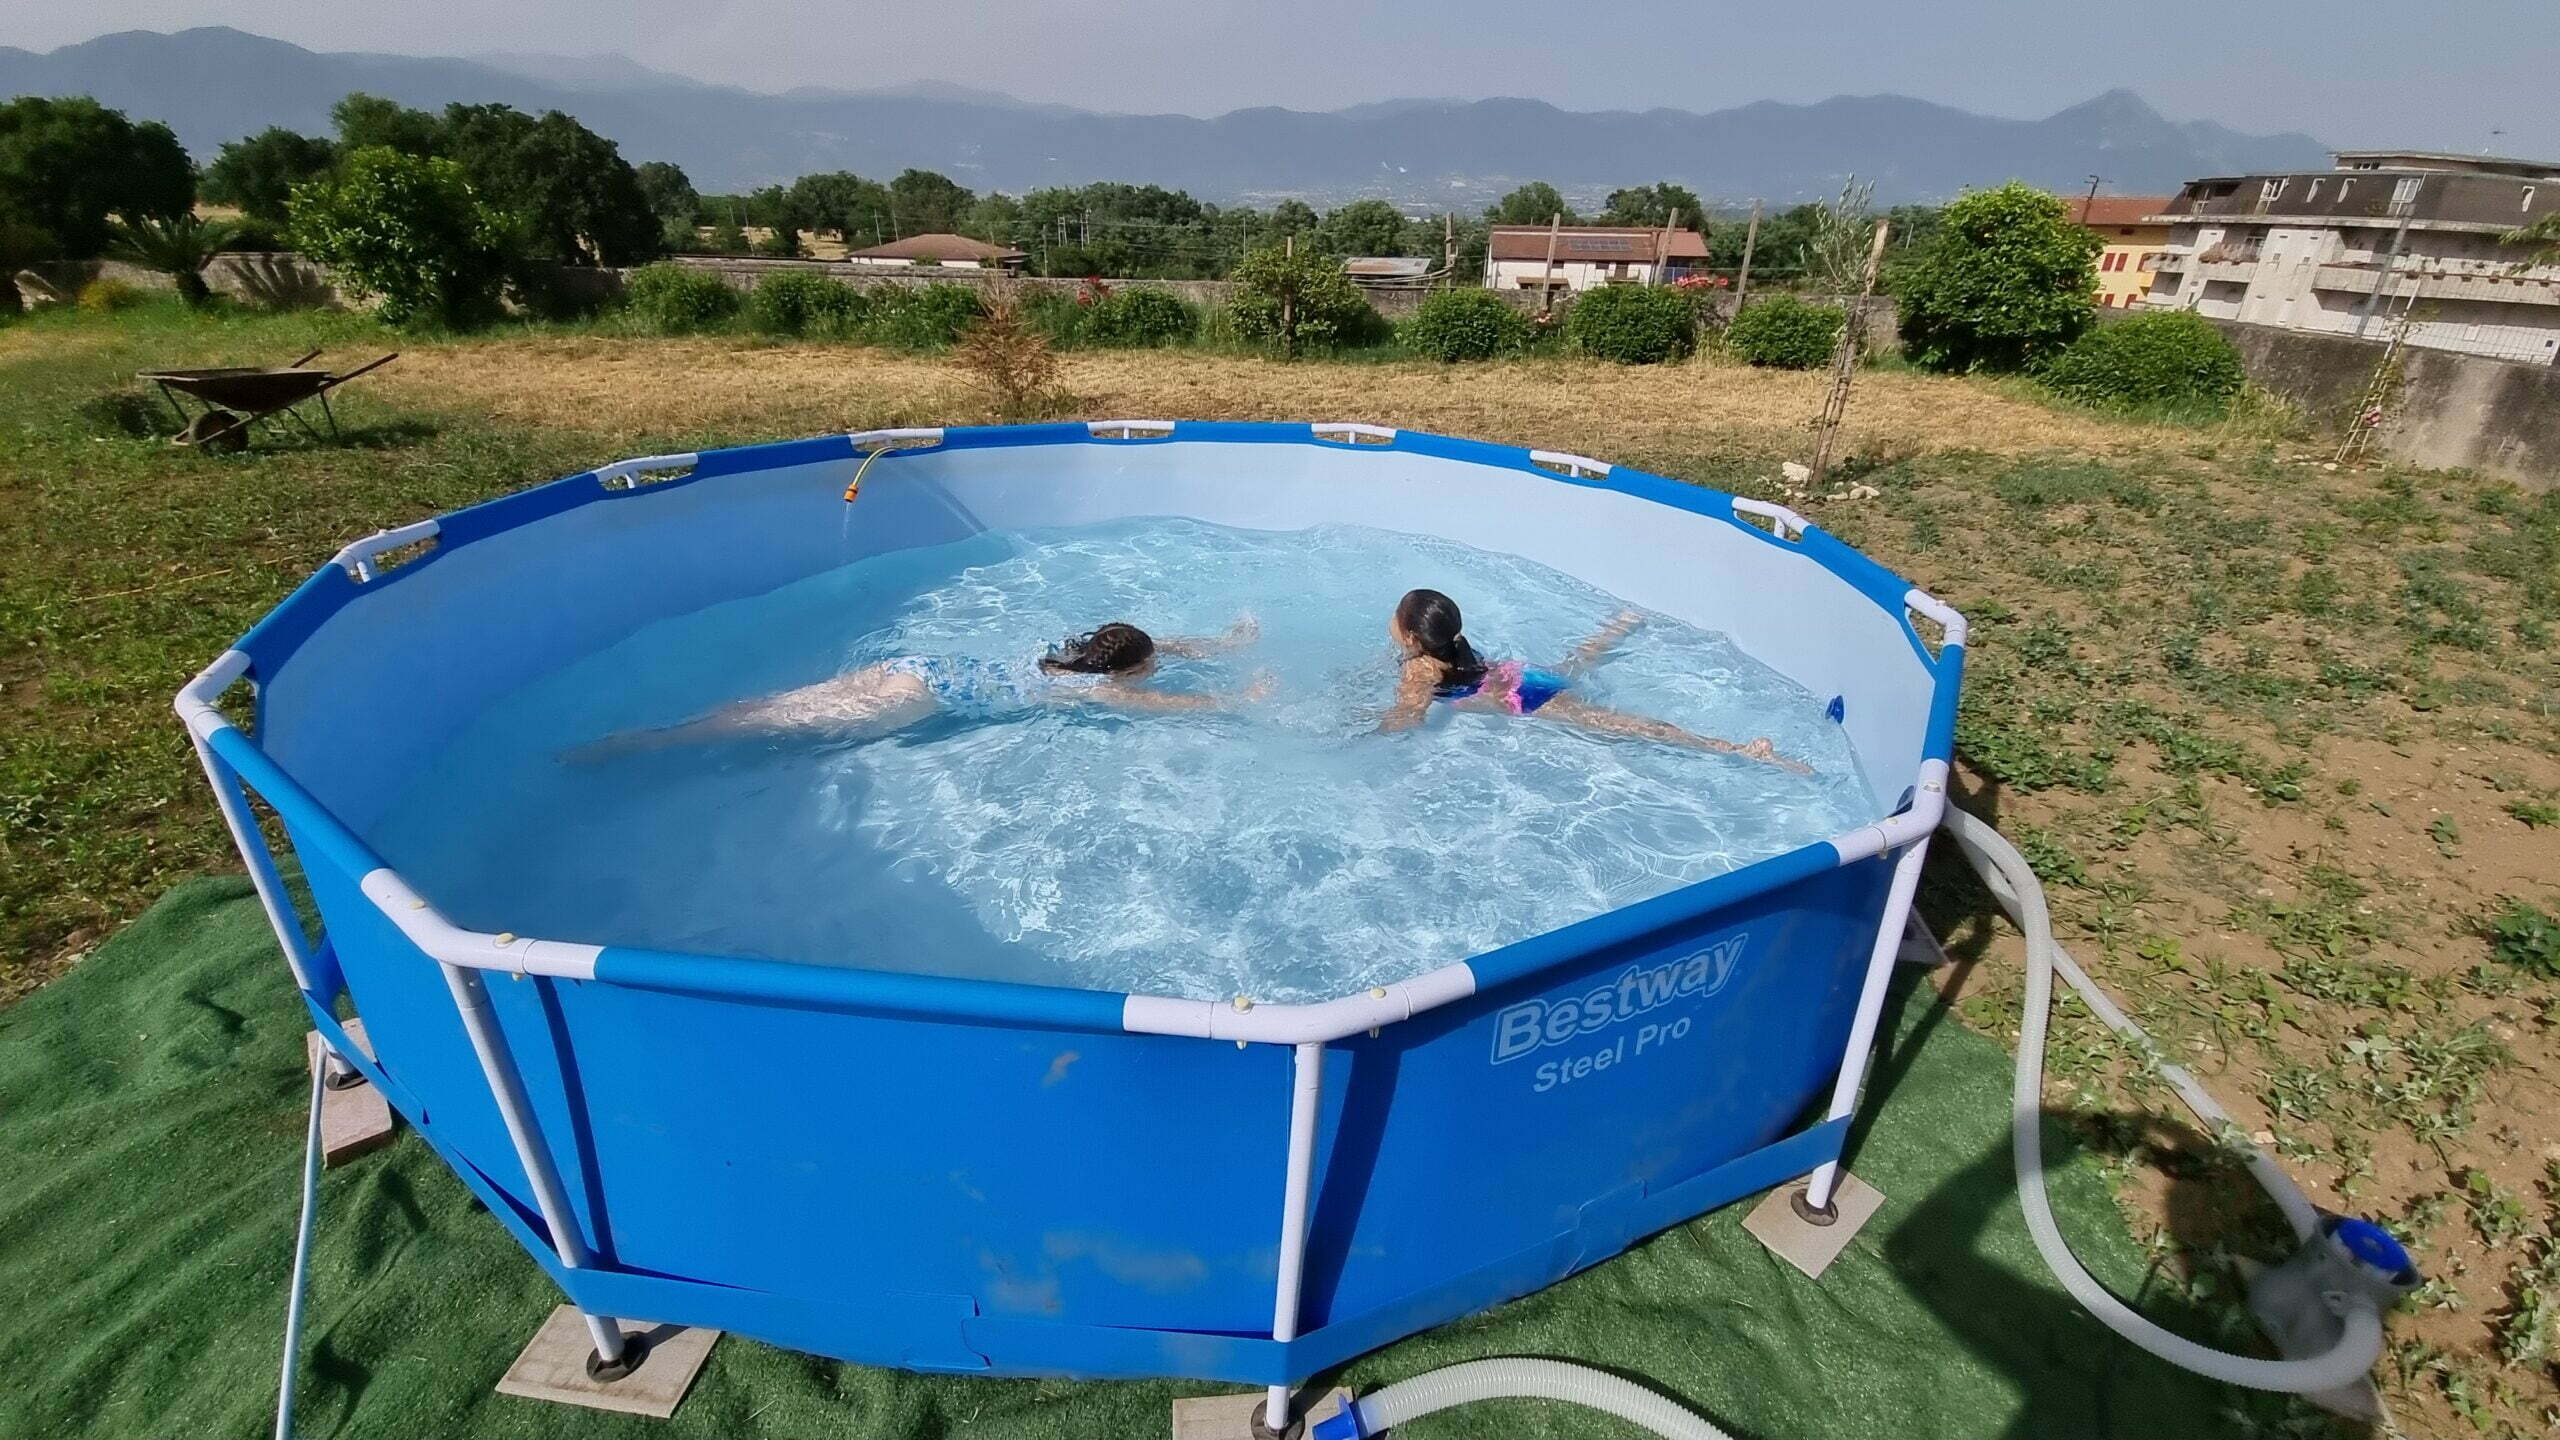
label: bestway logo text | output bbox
[1489,934,1748,1064]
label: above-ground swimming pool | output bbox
[181,421,1964,1404]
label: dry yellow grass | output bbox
[377,336,2176,464]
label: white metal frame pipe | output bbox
[1803,833,1934,1212]
[437,961,630,1363]
[274,1054,328,1440]
[1265,1041,1326,1428]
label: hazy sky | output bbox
[11,0,2559,155]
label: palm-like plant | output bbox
[106,213,239,307]
[2500,213,2559,269]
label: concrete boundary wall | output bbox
[2209,319,2558,487]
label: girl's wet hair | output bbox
[1396,588,1486,695]
[1041,621,1156,674]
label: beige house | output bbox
[2143,151,2560,364]
[1482,226,1709,292]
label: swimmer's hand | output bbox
[1227,613,1260,645]
[1737,737,1814,775]
[1241,667,1278,703]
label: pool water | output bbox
[367,518,1880,1003]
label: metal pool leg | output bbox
[436,961,634,1372]
[1262,1041,1326,1434]
[187,732,323,998]
[275,1050,329,1440]
[1802,836,1933,1215]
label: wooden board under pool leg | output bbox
[304,1019,396,1166]
[496,1307,720,1419]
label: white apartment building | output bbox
[2141,151,2560,365]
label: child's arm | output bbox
[1154,613,1260,659]
[1558,609,1644,677]
[1376,658,1439,734]
[1076,669,1275,714]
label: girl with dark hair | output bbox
[576,615,1262,756]
[1379,588,1807,771]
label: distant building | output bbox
[843,234,1028,270]
[1341,256,1437,290]
[2064,194,2172,310]
[1483,226,1708,292]
[2141,151,2560,364]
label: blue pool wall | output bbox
[205,423,1956,1385]
[244,425,1946,836]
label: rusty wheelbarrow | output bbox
[137,349,398,451]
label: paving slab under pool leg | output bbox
[1897,915,1950,969]
[495,1307,720,1418]
[1745,1170,1886,1280]
[1171,1387,1352,1440]
[304,1019,395,1166]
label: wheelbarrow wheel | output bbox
[176,409,251,454]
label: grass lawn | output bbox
[3,296,2557,1436]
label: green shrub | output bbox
[76,277,147,314]
[1022,289,1090,344]
[290,147,518,330]
[1725,294,1846,369]
[1566,285,1697,364]
[1228,245,1382,354]
[746,270,869,337]
[1402,288,1530,362]
[870,282,983,349]
[1081,286,1197,347]
[2039,309,2246,415]
[621,262,741,333]
[1895,181,2100,373]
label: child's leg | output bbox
[1536,695,1811,773]
[567,668,935,760]
[1555,609,1644,678]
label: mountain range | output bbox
[0,27,2332,207]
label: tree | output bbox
[439,104,661,265]
[0,97,194,257]
[1486,182,1577,227]
[203,127,336,225]
[635,161,698,224]
[965,192,1026,247]
[789,171,892,244]
[291,147,517,328]
[1895,181,2101,372]
[107,214,239,306]
[889,168,975,236]
[1228,243,1377,356]
[1598,182,1703,229]
[1314,199,1409,257]
[330,93,443,156]
[747,185,809,256]
[1265,200,1319,243]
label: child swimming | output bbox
[1377,589,1808,772]
[576,616,1263,756]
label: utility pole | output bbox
[1809,220,1890,489]
[1282,233,1296,359]
[1649,208,1680,287]
[2082,173,2105,224]
[1443,213,1456,290]
[1732,200,1762,315]
[1539,212,1562,319]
